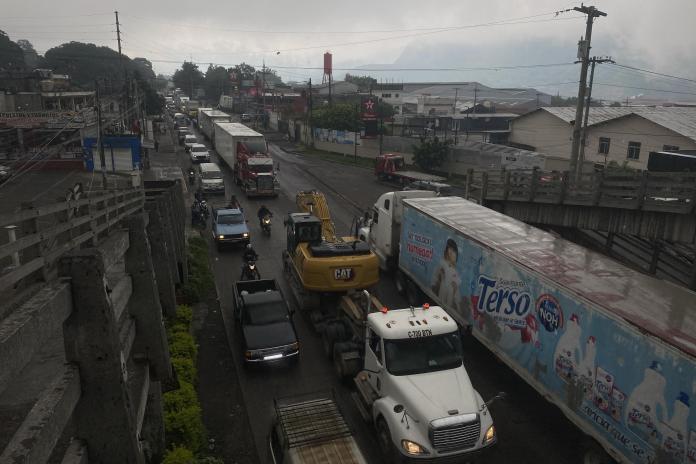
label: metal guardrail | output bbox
[464,168,696,214]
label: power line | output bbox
[594,82,696,96]
[1,12,113,19]
[611,63,696,85]
[120,10,575,35]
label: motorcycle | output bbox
[188,169,195,186]
[240,260,261,280]
[261,214,272,236]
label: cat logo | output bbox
[334,268,354,280]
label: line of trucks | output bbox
[197,108,278,197]
[253,184,696,464]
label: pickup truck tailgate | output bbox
[295,437,364,464]
[277,397,366,464]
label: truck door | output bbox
[365,328,384,393]
[371,196,393,263]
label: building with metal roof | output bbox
[509,106,696,170]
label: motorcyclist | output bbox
[257,204,272,227]
[194,188,204,203]
[240,261,260,280]
[243,243,258,263]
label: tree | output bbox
[203,65,229,103]
[45,42,126,90]
[16,39,40,69]
[132,57,155,81]
[609,101,622,107]
[0,30,25,71]
[230,62,256,81]
[344,73,377,91]
[412,136,452,172]
[173,62,204,98]
[549,95,602,107]
[310,103,360,131]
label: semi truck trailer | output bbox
[363,192,696,463]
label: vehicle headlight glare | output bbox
[243,233,249,237]
[401,440,428,455]
[218,235,224,239]
[484,425,496,445]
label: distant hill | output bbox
[353,37,696,104]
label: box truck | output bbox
[213,122,277,197]
[363,193,696,464]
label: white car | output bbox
[183,135,198,152]
[189,143,210,163]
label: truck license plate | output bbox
[334,268,353,280]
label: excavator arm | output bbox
[296,190,337,242]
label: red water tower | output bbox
[323,52,332,84]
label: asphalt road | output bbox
[175,122,588,464]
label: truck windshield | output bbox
[218,213,244,224]
[244,303,287,325]
[384,331,463,376]
[201,171,222,179]
[250,165,273,173]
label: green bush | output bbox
[164,403,206,452]
[172,357,197,385]
[175,305,194,325]
[164,381,198,413]
[169,331,197,360]
[163,446,195,464]
[181,238,215,304]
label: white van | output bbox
[199,162,224,194]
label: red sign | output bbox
[362,97,377,120]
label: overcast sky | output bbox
[3,0,695,92]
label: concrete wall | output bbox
[509,109,572,156]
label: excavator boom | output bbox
[296,190,337,242]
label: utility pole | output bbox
[453,88,459,144]
[114,10,125,132]
[95,80,107,189]
[354,102,359,163]
[308,78,313,147]
[579,56,614,171]
[569,4,607,180]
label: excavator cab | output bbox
[285,213,322,254]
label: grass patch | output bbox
[181,237,215,305]
[296,145,376,170]
[163,237,222,462]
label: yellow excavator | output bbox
[282,190,379,313]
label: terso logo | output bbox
[476,275,531,328]
[536,294,563,332]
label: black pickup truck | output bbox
[233,279,299,364]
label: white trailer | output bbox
[198,108,231,141]
[212,122,266,168]
[365,193,696,464]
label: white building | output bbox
[509,107,696,170]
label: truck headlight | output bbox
[242,232,249,237]
[483,425,496,445]
[401,440,429,455]
[218,235,224,239]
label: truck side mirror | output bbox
[485,392,507,408]
[393,404,404,414]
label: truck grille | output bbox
[429,414,480,452]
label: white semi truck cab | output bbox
[353,304,499,461]
[359,190,436,271]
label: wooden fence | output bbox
[465,168,696,214]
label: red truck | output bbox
[374,153,446,186]
[213,122,278,197]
